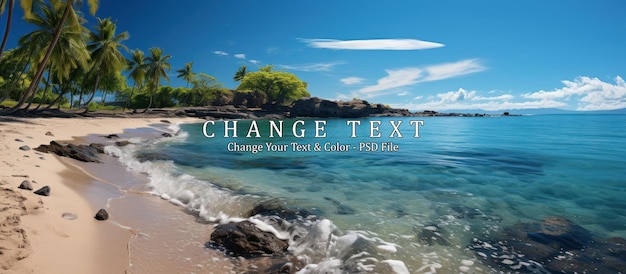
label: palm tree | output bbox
[3,0,98,114]
[0,0,40,61]
[125,48,145,109]
[16,2,89,110]
[82,17,129,108]
[176,62,194,87]
[233,65,247,82]
[143,47,171,112]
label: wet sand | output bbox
[0,116,236,273]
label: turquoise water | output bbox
[109,115,626,273]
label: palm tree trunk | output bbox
[82,72,100,108]
[2,0,74,114]
[0,0,14,61]
[33,69,53,111]
[124,85,135,110]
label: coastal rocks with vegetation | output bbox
[289,97,411,118]
[469,216,626,273]
[34,141,105,162]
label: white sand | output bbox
[0,116,199,274]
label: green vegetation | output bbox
[0,1,311,114]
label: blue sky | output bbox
[5,0,626,111]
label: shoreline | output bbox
[0,116,201,273]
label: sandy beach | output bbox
[0,116,202,273]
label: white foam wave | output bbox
[105,126,410,273]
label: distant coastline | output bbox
[1,96,518,120]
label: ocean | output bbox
[105,114,626,273]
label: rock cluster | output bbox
[34,141,104,162]
[469,216,626,273]
[290,97,411,118]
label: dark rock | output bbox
[249,200,312,221]
[160,119,171,124]
[324,197,356,215]
[34,186,50,196]
[519,216,593,250]
[135,152,171,162]
[94,209,109,220]
[18,180,33,190]
[34,141,101,162]
[469,216,626,273]
[45,131,54,136]
[418,224,450,246]
[15,138,23,142]
[115,141,130,147]
[89,143,106,154]
[104,134,119,139]
[161,132,173,137]
[19,145,30,151]
[208,221,288,258]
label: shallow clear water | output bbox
[109,115,626,273]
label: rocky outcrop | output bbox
[34,141,104,162]
[469,216,626,273]
[208,221,288,258]
[289,97,411,118]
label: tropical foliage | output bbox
[0,2,310,113]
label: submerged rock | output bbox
[418,224,450,246]
[248,200,313,221]
[208,221,288,258]
[469,216,626,273]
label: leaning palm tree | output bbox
[0,0,41,61]
[125,48,145,109]
[16,2,90,110]
[3,0,98,114]
[82,17,129,108]
[143,47,171,112]
[233,65,247,82]
[176,62,194,87]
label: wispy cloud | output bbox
[521,76,626,110]
[358,59,485,95]
[213,51,228,56]
[234,54,246,59]
[301,38,444,50]
[340,77,365,85]
[249,60,260,65]
[397,91,411,96]
[279,61,344,72]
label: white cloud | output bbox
[279,61,343,72]
[234,54,246,59]
[522,76,626,110]
[358,59,485,95]
[301,38,444,50]
[249,60,261,65]
[414,95,423,100]
[420,59,486,82]
[397,91,411,96]
[213,51,228,56]
[394,99,567,112]
[340,77,365,85]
